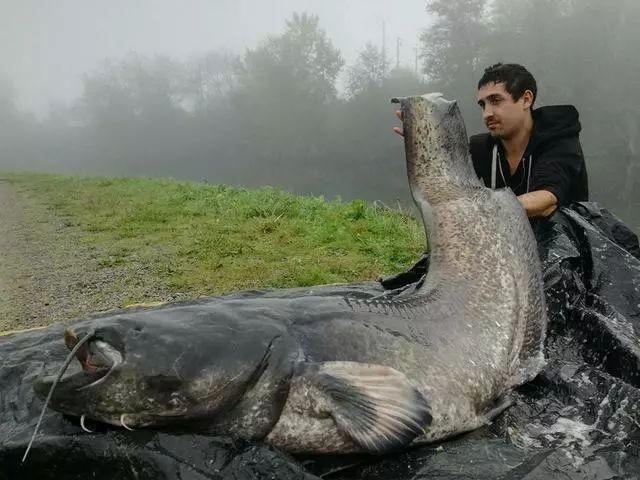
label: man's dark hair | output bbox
[478,63,537,108]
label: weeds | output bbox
[5,172,426,296]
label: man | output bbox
[382,63,589,289]
[393,63,588,218]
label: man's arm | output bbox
[517,190,558,218]
[526,136,586,217]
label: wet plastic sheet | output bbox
[2,202,640,479]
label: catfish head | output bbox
[34,302,299,438]
[392,93,482,205]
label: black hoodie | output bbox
[469,105,589,206]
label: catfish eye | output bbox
[168,392,188,409]
[130,325,143,338]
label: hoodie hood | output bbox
[529,105,581,153]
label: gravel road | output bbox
[0,179,178,333]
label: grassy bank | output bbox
[5,172,425,299]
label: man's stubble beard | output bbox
[490,124,516,141]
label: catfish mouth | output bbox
[65,329,123,390]
[37,328,124,393]
[25,328,125,462]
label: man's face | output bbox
[476,82,532,139]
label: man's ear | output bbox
[522,90,534,110]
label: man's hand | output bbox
[517,190,558,218]
[393,110,404,137]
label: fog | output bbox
[2,0,429,114]
[1,0,638,229]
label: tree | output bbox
[231,12,344,187]
[0,76,16,119]
[76,54,190,174]
[420,0,488,86]
[483,0,640,223]
[346,43,389,99]
[236,12,343,105]
[183,51,239,113]
[420,0,488,128]
[325,67,431,202]
[0,76,36,170]
[565,0,640,216]
[80,54,184,129]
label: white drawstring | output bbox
[491,144,498,190]
[490,144,532,194]
[526,154,532,193]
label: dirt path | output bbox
[0,179,177,332]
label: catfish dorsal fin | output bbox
[304,361,432,453]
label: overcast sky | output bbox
[0,0,432,116]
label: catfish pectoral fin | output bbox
[303,361,432,454]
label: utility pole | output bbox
[382,21,387,77]
[396,37,402,69]
[414,47,419,75]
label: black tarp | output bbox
[1,202,640,480]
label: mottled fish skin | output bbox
[400,93,547,387]
[266,94,548,451]
[396,94,546,438]
[35,94,547,456]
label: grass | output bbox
[5,172,426,296]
